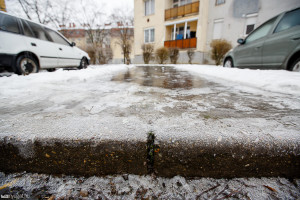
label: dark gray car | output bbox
[223,7,300,72]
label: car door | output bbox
[233,16,278,68]
[0,13,25,57]
[46,28,81,67]
[21,20,59,68]
[262,8,300,68]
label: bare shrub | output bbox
[210,39,232,65]
[155,47,169,64]
[141,44,154,64]
[169,47,179,64]
[86,47,96,64]
[98,48,113,64]
[187,49,195,64]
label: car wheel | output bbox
[78,58,88,69]
[224,58,234,68]
[16,55,39,75]
[47,68,56,72]
[291,58,300,72]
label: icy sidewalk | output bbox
[0,172,299,199]
[0,65,299,177]
[174,64,300,96]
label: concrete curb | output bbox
[154,140,300,178]
[0,138,147,176]
[0,137,299,178]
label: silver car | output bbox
[224,7,300,72]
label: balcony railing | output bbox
[165,1,200,21]
[164,38,197,49]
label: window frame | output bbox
[145,0,155,16]
[144,28,155,44]
[215,0,225,6]
[244,13,258,36]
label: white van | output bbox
[0,11,90,75]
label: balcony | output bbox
[165,1,200,21]
[164,38,197,49]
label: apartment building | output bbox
[134,0,300,64]
[207,0,300,51]
[60,23,134,64]
[134,0,209,64]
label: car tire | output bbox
[47,68,56,72]
[224,58,234,68]
[16,55,39,75]
[290,58,300,72]
[78,57,88,69]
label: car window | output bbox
[245,17,277,44]
[0,13,20,34]
[21,19,34,37]
[274,8,300,33]
[27,21,52,42]
[46,28,70,46]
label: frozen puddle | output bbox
[112,66,210,89]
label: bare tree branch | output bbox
[15,0,72,27]
[77,0,111,64]
[111,8,134,64]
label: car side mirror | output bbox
[71,42,76,47]
[237,38,245,45]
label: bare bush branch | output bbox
[141,44,154,64]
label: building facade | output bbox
[134,0,209,64]
[60,23,134,64]
[134,0,300,64]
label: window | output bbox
[246,17,277,43]
[145,0,155,16]
[21,20,34,37]
[27,21,52,41]
[245,14,258,35]
[144,28,155,43]
[0,13,20,34]
[213,19,224,39]
[215,0,225,5]
[274,8,300,33]
[46,28,70,46]
[173,0,179,7]
[173,0,192,7]
[171,26,191,40]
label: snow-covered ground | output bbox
[0,65,299,147]
[174,65,300,96]
[0,172,299,199]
